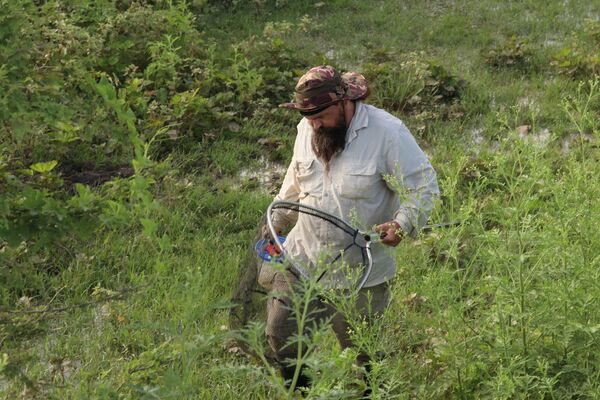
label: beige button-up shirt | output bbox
[272,102,439,288]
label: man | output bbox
[259,65,439,391]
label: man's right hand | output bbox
[374,220,404,247]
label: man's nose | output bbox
[310,120,321,131]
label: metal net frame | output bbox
[266,200,376,292]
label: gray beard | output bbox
[311,125,347,171]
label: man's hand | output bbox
[374,221,404,247]
[261,224,282,240]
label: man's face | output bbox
[304,102,347,168]
[304,102,345,132]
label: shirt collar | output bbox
[346,101,368,144]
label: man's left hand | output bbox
[374,221,404,247]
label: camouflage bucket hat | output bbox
[279,65,368,113]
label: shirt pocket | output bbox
[295,158,323,199]
[335,162,379,199]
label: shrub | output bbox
[363,53,467,120]
[483,36,533,69]
[551,43,600,78]
[552,20,600,78]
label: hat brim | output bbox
[278,98,341,113]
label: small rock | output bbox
[404,292,427,310]
[17,296,31,308]
[31,255,45,264]
[93,304,112,329]
[227,122,241,133]
[49,358,81,381]
[516,125,531,137]
[517,97,532,107]
[257,138,281,148]
[407,95,422,105]
[534,128,551,146]
[167,129,178,140]
[470,128,485,146]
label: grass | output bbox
[2,0,600,398]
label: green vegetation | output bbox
[1,0,600,398]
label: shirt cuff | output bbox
[394,213,416,239]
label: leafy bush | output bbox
[552,20,600,78]
[0,0,313,299]
[551,44,600,78]
[483,36,533,69]
[363,53,467,120]
[99,2,202,76]
[170,89,236,139]
[233,19,312,105]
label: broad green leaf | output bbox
[21,186,46,211]
[18,168,33,176]
[55,121,79,133]
[68,184,96,211]
[30,160,58,174]
[0,353,8,374]
[49,131,80,143]
[140,218,157,237]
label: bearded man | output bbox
[259,65,439,391]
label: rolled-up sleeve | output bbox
[385,125,439,237]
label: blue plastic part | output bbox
[255,236,286,263]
